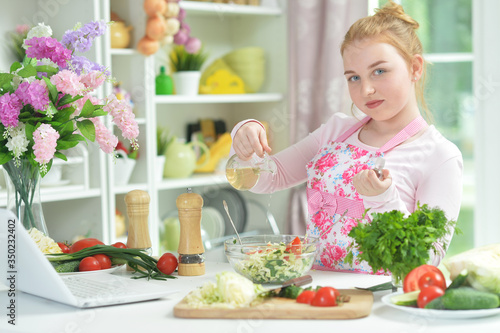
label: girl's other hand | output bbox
[353,169,392,196]
[233,122,272,160]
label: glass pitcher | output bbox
[225,153,277,191]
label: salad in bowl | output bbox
[224,235,319,284]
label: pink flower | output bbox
[341,218,359,236]
[351,146,368,159]
[315,153,336,173]
[33,124,59,166]
[0,93,22,127]
[16,24,30,34]
[25,36,72,67]
[103,95,139,143]
[320,243,347,268]
[15,80,50,111]
[311,210,332,239]
[50,69,85,97]
[80,70,107,91]
[90,118,118,154]
[311,180,325,191]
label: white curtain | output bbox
[286,0,368,234]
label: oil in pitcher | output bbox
[225,153,276,191]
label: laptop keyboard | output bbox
[63,275,128,299]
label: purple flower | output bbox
[25,36,72,67]
[0,93,22,127]
[67,55,110,76]
[62,21,107,53]
[15,81,50,111]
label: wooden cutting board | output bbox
[173,289,373,320]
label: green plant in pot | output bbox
[169,45,208,96]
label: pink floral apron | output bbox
[306,115,427,274]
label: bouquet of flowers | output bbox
[0,21,139,232]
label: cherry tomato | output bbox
[285,236,302,255]
[417,286,445,308]
[112,242,127,249]
[296,290,316,304]
[92,254,112,270]
[57,242,70,253]
[157,253,178,275]
[69,238,104,253]
[403,265,442,293]
[311,287,338,307]
[79,257,102,271]
[418,270,446,291]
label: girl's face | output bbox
[343,39,418,122]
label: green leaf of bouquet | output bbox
[90,109,107,117]
[22,57,37,67]
[10,62,22,73]
[0,73,15,88]
[56,139,80,150]
[54,152,67,161]
[77,119,96,142]
[17,65,37,78]
[58,94,83,107]
[25,123,35,142]
[43,77,59,102]
[44,103,58,118]
[36,65,58,76]
[80,99,96,118]
[0,153,13,165]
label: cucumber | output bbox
[54,260,80,273]
[391,290,420,306]
[447,269,468,289]
[424,296,445,309]
[442,287,500,310]
[111,257,127,266]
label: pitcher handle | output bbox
[189,141,211,169]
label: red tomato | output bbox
[92,254,112,269]
[112,242,127,249]
[417,286,445,308]
[403,265,442,293]
[69,238,104,253]
[79,257,102,271]
[418,270,446,291]
[296,290,316,304]
[57,242,70,253]
[285,236,302,255]
[157,253,178,275]
[311,287,338,307]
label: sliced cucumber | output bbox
[391,290,420,306]
[447,269,468,289]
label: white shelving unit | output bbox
[0,0,290,251]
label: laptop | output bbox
[0,209,178,308]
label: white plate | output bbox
[381,292,500,319]
[58,265,122,276]
[201,206,225,240]
[41,179,71,187]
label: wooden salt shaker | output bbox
[177,188,205,276]
[125,190,152,271]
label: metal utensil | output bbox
[223,200,242,245]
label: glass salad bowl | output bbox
[224,235,320,284]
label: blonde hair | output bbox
[341,1,432,122]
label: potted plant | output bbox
[169,44,208,95]
[156,126,171,181]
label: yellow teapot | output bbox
[111,21,133,48]
[163,137,210,178]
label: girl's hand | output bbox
[233,122,271,160]
[353,169,392,196]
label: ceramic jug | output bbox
[163,138,210,178]
[111,21,133,48]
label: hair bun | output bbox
[375,1,419,30]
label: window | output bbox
[369,0,474,256]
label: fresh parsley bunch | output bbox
[345,203,458,282]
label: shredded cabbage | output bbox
[28,228,62,254]
[185,271,265,308]
[443,243,500,294]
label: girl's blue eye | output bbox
[349,75,360,82]
[374,69,385,75]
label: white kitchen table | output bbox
[1,262,499,333]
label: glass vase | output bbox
[2,159,49,235]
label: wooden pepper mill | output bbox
[125,190,152,271]
[177,188,205,276]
